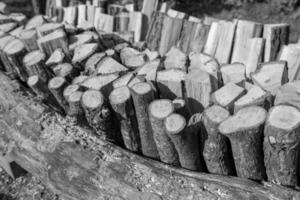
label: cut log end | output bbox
[149,99,174,120]
[164,113,186,135]
[131,82,152,95]
[27,75,39,87]
[82,90,104,109]
[203,105,230,124]
[3,39,24,55]
[109,86,130,105]
[219,106,267,135]
[268,105,300,131]
[48,76,66,90]
[69,91,83,103]
[63,84,80,100]
[23,50,45,67]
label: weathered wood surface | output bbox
[0,69,299,200]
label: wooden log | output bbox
[231,20,263,63]
[69,33,93,51]
[63,6,77,25]
[109,86,140,152]
[148,99,179,165]
[48,76,69,111]
[81,89,118,142]
[85,52,105,75]
[172,98,191,121]
[19,29,39,51]
[251,61,288,96]
[167,9,187,19]
[63,84,80,102]
[67,90,85,119]
[159,16,183,56]
[202,105,234,175]
[94,12,114,33]
[244,38,265,78]
[274,80,300,110]
[3,38,28,82]
[9,13,27,25]
[0,72,299,200]
[120,47,147,69]
[156,69,186,100]
[27,75,52,99]
[72,74,88,85]
[128,12,143,43]
[185,69,218,114]
[72,43,98,68]
[278,44,300,82]
[220,63,246,85]
[45,48,68,69]
[189,52,220,84]
[107,4,124,16]
[127,76,144,89]
[131,82,159,159]
[37,29,69,57]
[96,57,128,75]
[0,2,8,14]
[264,105,300,187]
[114,12,129,32]
[165,113,201,171]
[0,35,17,79]
[219,106,267,180]
[25,15,46,30]
[0,22,17,32]
[0,13,13,24]
[36,22,64,37]
[9,25,24,37]
[143,48,159,61]
[234,85,271,113]
[211,82,246,113]
[263,24,289,62]
[214,20,236,64]
[136,59,161,81]
[77,4,86,27]
[23,50,49,82]
[86,4,96,25]
[203,22,220,57]
[112,72,135,89]
[53,63,78,82]
[145,11,165,51]
[164,46,187,71]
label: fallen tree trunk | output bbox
[0,70,299,200]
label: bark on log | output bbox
[148,99,179,166]
[146,11,165,51]
[53,63,78,82]
[165,113,202,171]
[0,35,17,79]
[19,29,39,51]
[0,72,299,200]
[219,106,267,180]
[130,82,159,159]
[264,105,300,187]
[202,105,235,175]
[67,91,85,120]
[48,76,69,111]
[109,86,140,152]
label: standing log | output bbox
[219,106,267,180]
[245,38,265,78]
[27,75,52,99]
[23,50,49,82]
[146,11,165,51]
[220,63,246,85]
[128,12,143,43]
[48,76,69,111]
[263,24,289,62]
[3,38,28,82]
[19,29,39,51]
[274,80,300,110]
[203,22,220,57]
[131,82,159,159]
[63,6,77,25]
[202,105,235,175]
[0,35,17,79]
[109,86,140,152]
[94,13,114,33]
[36,22,64,37]
[164,47,187,71]
[264,105,300,187]
[37,29,70,57]
[115,12,129,32]
[66,91,85,118]
[148,99,179,166]
[165,113,201,171]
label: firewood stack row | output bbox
[0,0,300,189]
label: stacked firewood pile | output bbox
[1,0,300,190]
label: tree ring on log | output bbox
[148,99,174,120]
[164,113,186,135]
[81,90,104,109]
[109,86,131,105]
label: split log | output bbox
[94,12,114,33]
[19,29,39,51]
[69,33,93,51]
[211,82,246,113]
[63,84,81,102]
[146,11,165,51]
[0,35,17,79]
[45,48,68,69]
[220,63,246,85]
[23,50,49,82]
[0,22,17,32]
[72,43,98,67]
[115,12,129,32]
[143,48,159,61]
[167,9,186,19]
[214,20,236,64]
[105,48,120,62]
[159,16,183,56]
[203,22,220,57]
[36,22,64,37]
[81,89,117,141]
[251,61,288,95]
[264,105,300,187]
[231,20,263,63]
[25,15,46,30]
[278,44,300,82]
[234,85,271,113]
[3,38,28,82]
[127,76,144,89]
[63,6,77,25]
[67,91,85,119]
[263,24,289,62]
[112,72,135,89]
[109,86,140,152]
[219,106,267,180]
[0,2,8,14]
[148,99,179,165]
[274,81,300,110]
[37,29,70,57]
[120,47,147,69]
[9,25,24,37]
[128,12,143,42]
[164,47,187,71]
[96,57,128,75]
[9,13,27,25]
[107,4,124,16]
[172,98,191,121]
[202,105,234,175]
[48,76,69,111]
[185,69,218,114]
[77,4,86,27]
[244,38,265,78]
[156,69,186,100]
[137,59,161,81]
[0,14,12,24]
[86,5,96,25]
[53,63,78,82]
[165,113,201,171]
[85,52,105,75]
[0,72,299,200]
[141,0,158,39]
[131,82,159,159]
[72,74,88,85]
